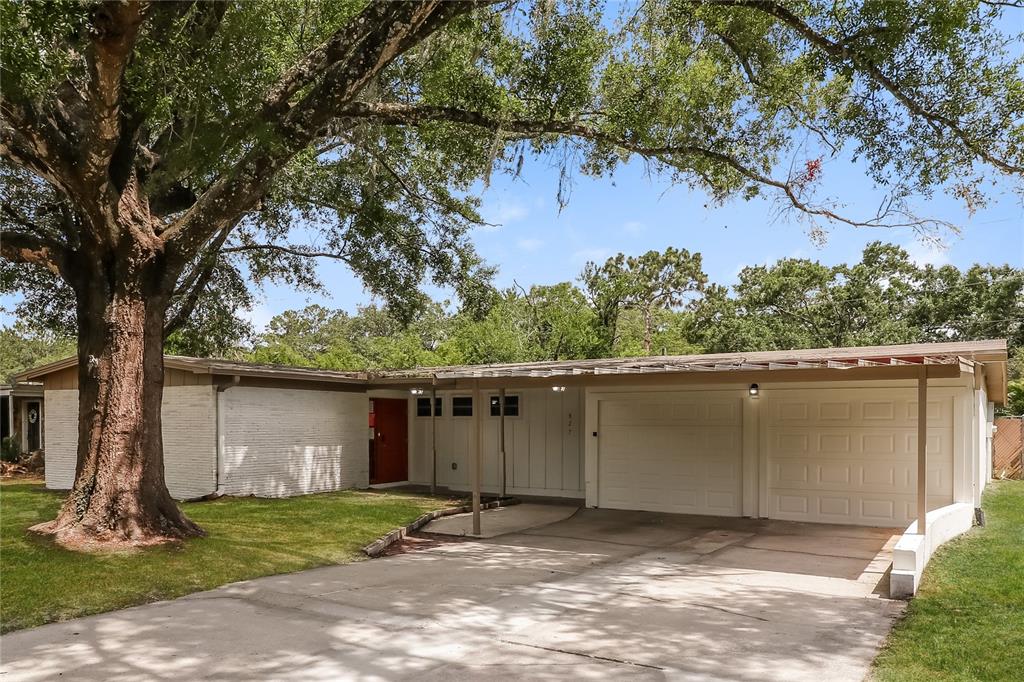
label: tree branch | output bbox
[164,220,235,335]
[221,243,352,261]
[161,0,489,261]
[335,102,954,232]
[0,229,67,275]
[698,0,1024,175]
[79,1,148,189]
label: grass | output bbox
[0,480,459,633]
[872,480,1024,681]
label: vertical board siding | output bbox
[42,366,209,390]
[43,386,218,499]
[220,387,368,497]
[409,387,584,497]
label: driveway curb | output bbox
[362,497,521,557]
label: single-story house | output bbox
[0,382,45,453]
[17,339,1007,597]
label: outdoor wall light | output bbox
[410,388,424,395]
[551,386,566,392]
[749,383,759,397]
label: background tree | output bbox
[0,324,75,384]
[583,248,706,354]
[2,0,1022,546]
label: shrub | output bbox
[1,437,21,463]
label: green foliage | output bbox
[0,437,21,463]
[242,241,1021,376]
[582,247,706,355]
[1005,381,1024,417]
[0,325,74,384]
[4,0,1022,350]
[692,242,1023,353]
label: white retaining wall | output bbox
[890,502,975,598]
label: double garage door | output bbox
[597,388,953,527]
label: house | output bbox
[16,339,1007,597]
[0,382,45,453]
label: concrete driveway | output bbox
[0,506,904,681]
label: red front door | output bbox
[371,398,408,484]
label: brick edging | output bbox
[362,498,521,557]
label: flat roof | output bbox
[15,339,1008,402]
[15,355,369,385]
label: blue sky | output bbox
[1,149,1021,333]
[237,150,1023,331]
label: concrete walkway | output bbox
[0,508,904,681]
[423,502,579,537]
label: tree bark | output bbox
[31,226,203,548]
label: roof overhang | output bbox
[0,382,44,398]
[372,340,1009,403]
[14,355,368,386]
[15,340,1008,404]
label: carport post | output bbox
[430,383,437,496]
[499,387,507,498]
[472,381,482,535]
[917,366,928,535]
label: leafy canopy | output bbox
[3,0,1022,344]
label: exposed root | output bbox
[29,510,205,553]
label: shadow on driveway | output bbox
[0,508,904,681]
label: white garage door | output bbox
[597,393,742,516]
[765,388,954,527]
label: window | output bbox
[416,397,431,417]
[416,397,442,417]
[489,395,520,417]
[452,396,473,417]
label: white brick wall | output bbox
[43,390,77,490]
[162,385,218,499]
[42,386,218,500]
[220,387,368,497]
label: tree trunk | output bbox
[642,307,653,355]
[31,244,203,548]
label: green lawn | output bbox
[0,480,458,633]
[872,480,1024,681]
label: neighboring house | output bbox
[0,382,45,453]
[16,339,1007,597]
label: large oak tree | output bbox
[1,0,1021,547]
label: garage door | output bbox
[598,393,742,515]
[765,388,954,527]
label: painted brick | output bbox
[220,387,368,497]
[43,386,218,500]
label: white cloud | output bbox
[241,303,275,333]
[623,220,645,234]
[517,238,544,252]
[572,247,613,265]
[483,197,528,228]
[907,241,951,267]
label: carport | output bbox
[379,340,1007,597]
